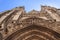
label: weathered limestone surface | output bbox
[0,6,60,40]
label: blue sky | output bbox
[0,0,60,12]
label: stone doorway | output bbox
[5,25,59,40]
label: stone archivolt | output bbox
[0,6,60,40]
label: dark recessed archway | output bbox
[5,25,60,40]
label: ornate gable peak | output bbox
[28,9,39,14]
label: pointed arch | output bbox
[5,25,60,40]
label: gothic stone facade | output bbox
[0,6,60,40]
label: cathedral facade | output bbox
[0,6,60,40]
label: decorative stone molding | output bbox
[0,6,60,40]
